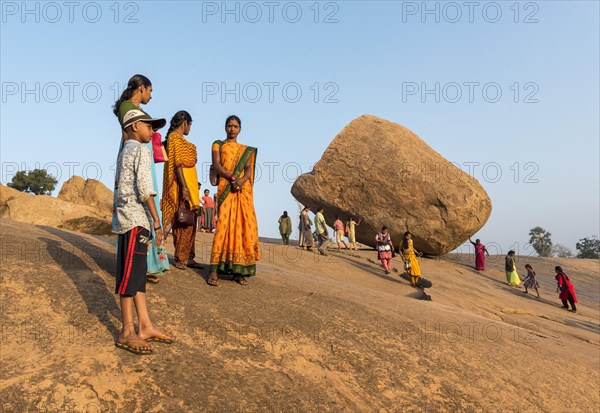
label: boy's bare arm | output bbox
[145,195,163,240]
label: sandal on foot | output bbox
[147,274,160,284]
[115,340,153,355]
[174,261,187,270]
[145,334,175,344]
[233,276,248,285]
[186,260,204,269]
[206,276,219,287]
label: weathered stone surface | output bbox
[0,183,112,235]
[57,176,113,219]
[291,115,492,255]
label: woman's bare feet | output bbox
[207,271,219,286]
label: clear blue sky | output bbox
[1,1,598,255]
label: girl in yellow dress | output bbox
[402,231,423,286]
[504,251,522,287]
[207,116,260,286]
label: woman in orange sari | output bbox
[207,115,260,286]
[161,111,202,270]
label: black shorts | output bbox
[115,227,150,296]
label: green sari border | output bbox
[218,145,257,206]
[209,262,256,277]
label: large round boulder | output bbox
[291,115,492,255]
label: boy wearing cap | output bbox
[113,109,174,355]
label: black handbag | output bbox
[176,201,195,226]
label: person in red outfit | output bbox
[555,266,577,313]
[200,189,216,233]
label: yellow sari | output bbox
[210,140,260,276]
[162,131,199,234]
[403,239,422,278]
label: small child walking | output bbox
[113,109,175,355]
[376,226,395,274]
[522,264,540,298]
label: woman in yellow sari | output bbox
[161,111,202,270]
[402,231,423,286]
[207,115,260,286]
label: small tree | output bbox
[6,171,30,192]
[552,243,573,258]
[528,226,553,257]
[7,169,57,195]
[576,237,600,259]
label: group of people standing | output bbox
[113,75,259,283]
[291,207,425,287]
[294,207,362,253]
[110,74,261,354]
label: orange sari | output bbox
[162,131,199,234]
[209,140,260,276]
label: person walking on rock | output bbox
[402,231,423,287]
[523,264,540,298]
[298,206,314,250]
[333,216,348,250]
[555,266,577,313]
[376,226,395,274]
[469,237,489,271]
[504,251,522,287]
[278,211,292,245]
[346,216,361,251]
[314,207,329,256]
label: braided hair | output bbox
[164,110,193,142]
[112,74,152,117]
[402,231,412,250]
